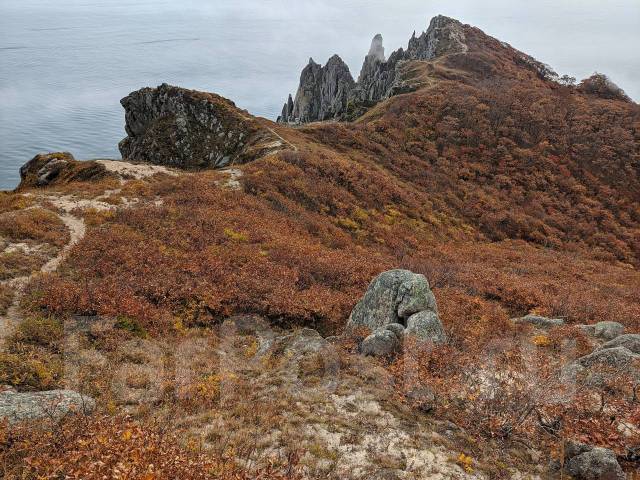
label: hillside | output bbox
[1,14,639,480]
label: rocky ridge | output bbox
[278,15,470,124]
[277,14,580,125]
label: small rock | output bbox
[405,310,446,343]
[513,314,565,329]
[564,440,626,480]
[598,334,640,354]
[564,346,640,387]
[579,321,625,341]
[405,386,436,412]
[0,389,95,424]
[575,347,639,369]
[361,329,401,357]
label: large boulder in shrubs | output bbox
[348,269,445,357]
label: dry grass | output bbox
[0,413,302,479]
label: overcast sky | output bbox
[183,0,640,102]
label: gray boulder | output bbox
[513,314,565,329]
[576,346,640,369]
[564,441,625,480]
[405,311,446,343]
[579,322,625,341]
[0,389,95,424]
[361,328,401,357]
[564,346,640,387]
[348,269,437,331]
[599,334,640,355]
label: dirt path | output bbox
[0,211,86,345]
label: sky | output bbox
[176,0,640,102]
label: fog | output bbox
[0,0,638,188]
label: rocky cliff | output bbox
[278,15,469,124]
[277,14,574,124]
[120,84,290,169]
[279,55,356,124]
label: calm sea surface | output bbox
[1,0,638,190]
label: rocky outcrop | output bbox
[405,15,467,60]
[563,441,626,480]
[348,269,445,356]
[17,152,112,190]
[0,388,95,424]
[120,83,290,169]
[278,55,355,124]
[278,15,468,124]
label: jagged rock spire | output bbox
[279,55,355,124]
[278,15,469,124]
[367,34,385,62]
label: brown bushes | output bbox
[0,283,12,314]
[0,208,69,247]
[0,414,302,479]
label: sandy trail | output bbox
[0,211,86,344]
[96,159,178,180]
[0,165,173,344]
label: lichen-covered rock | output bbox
[563,441,626,480]
[598,334,640,354]
[119,83,289,169]
[347,269,437,331]
[579,321,625,341]
[17,152,111,190]
[361,328,401,357]
[0,389,95,424]
[384,323,406,339]
[405,310,446,343]
[575,346,640,369]
[348,269,445,355]
[512,314,565,329]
